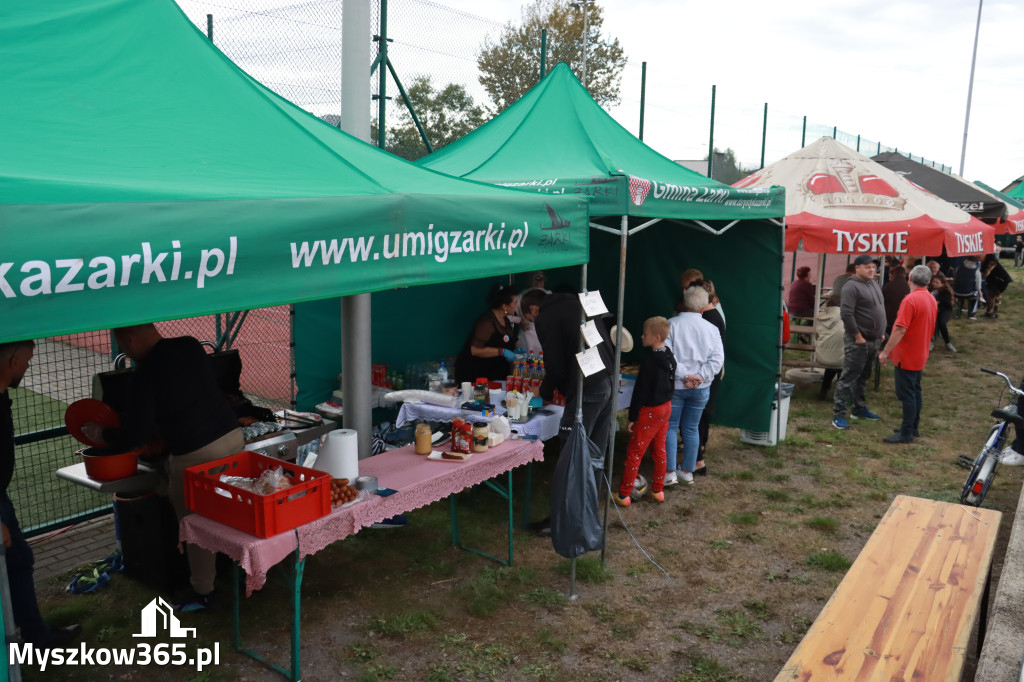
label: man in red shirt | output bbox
[878,265,937,444]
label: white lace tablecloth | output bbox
[179,439,543,595]
[396,402,564,441]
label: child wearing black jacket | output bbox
[614,317,676,506]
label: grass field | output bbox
[25,273,1024,681]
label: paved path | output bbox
[30,514,118,583]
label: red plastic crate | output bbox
[184,451,331,538]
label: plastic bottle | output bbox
[527,349,535,371]
[438,361,448,383]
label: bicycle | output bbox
[957,368,1024,507]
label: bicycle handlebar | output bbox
[980,368,1024,397]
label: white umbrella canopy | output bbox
[735,137,994,257]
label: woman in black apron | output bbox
[455,284,518,383]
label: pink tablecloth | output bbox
[179,439,543,594]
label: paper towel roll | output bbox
[461,381,473,401]
[314,429,359,480]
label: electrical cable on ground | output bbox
[600,471,672,580]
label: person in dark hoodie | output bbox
[981,253,1012,318]
[535,287,616,454]
[952,256,983,320]
[612,317,675,506]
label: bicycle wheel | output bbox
[961,425,1003,506]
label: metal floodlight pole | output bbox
[206,14,213,41]
[540,28,547,80]
[760,102,768,169]
[801,115,806,147]
[707,85,716,178]
[959,0,984,176]
[639,62,647,140]
[570,0,593,88]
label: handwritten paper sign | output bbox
[575,346,606,377]
[579,290,608,317]
[581,320,603,348]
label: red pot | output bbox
[78,446,141,481]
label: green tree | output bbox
[705,147,750,185]
[382,76,487,161]
[477,0,627,112]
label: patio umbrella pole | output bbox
[601,214,628,563]
[568,558,578,601]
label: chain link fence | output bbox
[11,309,293,535]
[173,0,949,170]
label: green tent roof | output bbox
[420,62,784,221]
[0,0,589,343]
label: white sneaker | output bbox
[1000,448,1024,466]
[946,343,957,353]
[679,470,694,484]
[663,471,678,486]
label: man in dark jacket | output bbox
[103,324,244,611]
[832,255,886,430]
[1,340,81,647]
[535,291,616,455]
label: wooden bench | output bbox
[776,495,1001,681]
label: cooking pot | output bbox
[78,446,141,481]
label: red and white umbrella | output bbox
[735,137,994,256]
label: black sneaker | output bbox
[173,590,216,613]
[34,625,82,649]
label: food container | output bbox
[474,377,489,403]
[451,417,471,454]
[184,451,331,538]
[471,422,489,453]
[414,421,432,455]
[78,446,141,481]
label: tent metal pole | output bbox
[206,14,213,41]
[600,214,628,564]
[341,0,374,459]
[801,116,806,147]
[776,217,786,444]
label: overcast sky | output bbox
[176,0,1024,188]
[438,0,1024,188]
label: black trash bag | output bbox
[549,420,605,559]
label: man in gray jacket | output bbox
[832,254,886,430]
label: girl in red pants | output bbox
[614,317,676,505]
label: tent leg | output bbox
[567,557,579,601]
[601,214,628,564]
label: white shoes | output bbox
[663,471,678,486]
[946,343,957,353]
[679,470,694,484]
[1000,447,1024,466]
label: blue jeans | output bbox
[0,494,48,643]
[665,386,710,473]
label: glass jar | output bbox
[414,421,432,455]
[471,422,489,453]
[451,418,469,454]
[474,377,489,403]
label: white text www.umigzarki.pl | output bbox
[290,222,530,267]
[9,641,220,672]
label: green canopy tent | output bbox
[420,63,787,434]
[0,0,590,347]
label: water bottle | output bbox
[438,361,448,383]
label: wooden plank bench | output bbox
[776,495,1001,681]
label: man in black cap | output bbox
[832,255,886,430]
